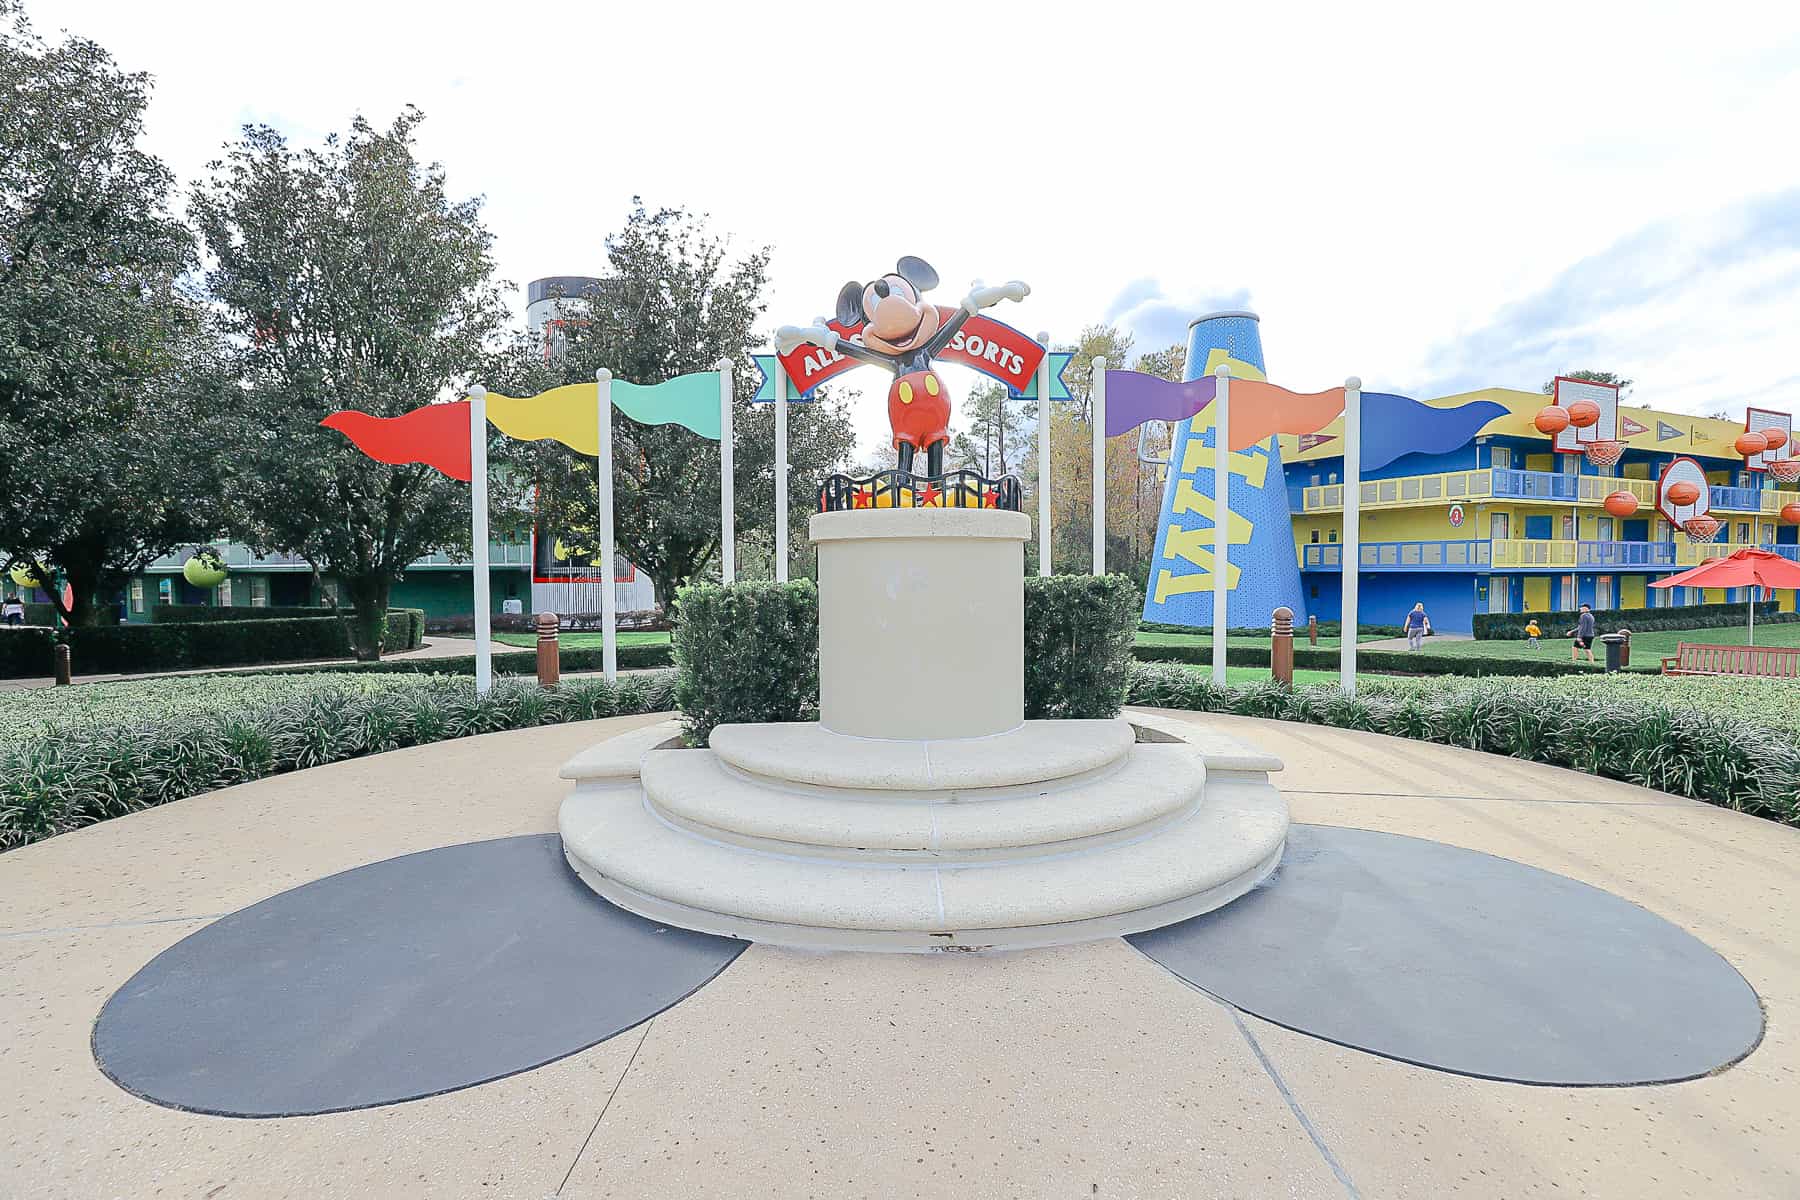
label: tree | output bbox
[191,108,510,658]
[1542,370,1633,397]
[0,5,236,625]
[486,202,855,610]
[948,381,1028,477]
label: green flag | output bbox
[612,373,721,440]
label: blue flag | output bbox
[1360,394,1508,472]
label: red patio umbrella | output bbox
[1649,548,1800,644]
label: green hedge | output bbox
[23,602,60,626]
[1,673,678,850]
[152,604,333,623]
[1126,665,1800,826]
[0,628,56,679]
[267,641,673,678]
[1130,642,1623,678]
[1140,620,1406,638]
[64,618,354,675]
[1472,600,1795,640]
[673,580,819,746]
[382,608,426,653]
[1025,574,1140,718]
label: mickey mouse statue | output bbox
[777,257,1029,479]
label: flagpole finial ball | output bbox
[1093,356,1107,371]
[596,368,612,383]
[1037,331,1049,343]
[1215,364,1231,378]
[716,357,732,372]
[468,384,486,400]
[1345,376,1362,390]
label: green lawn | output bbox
[1420,622,1800,666]
[1133,632,1384,650]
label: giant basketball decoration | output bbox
[1782,502,1800,525]
[1533,406,1570,435]
[1760,428,1788,453]
[1666,481,1701,506]
[1566,399,1601,429]
[1603,491,1639,518]
[1682,516,1721,543]
[1735,431,1769,458]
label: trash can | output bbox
[1599,633,1627,673]
[1616,628,1631,669]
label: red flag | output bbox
[321,401,472,481]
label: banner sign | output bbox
[752,309,1049,402]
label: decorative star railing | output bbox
[818,469,1023,513]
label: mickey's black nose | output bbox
[872,279,889,299]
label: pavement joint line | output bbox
[557,1017,653,1196]
[0,912,229,941]
[1280,788,1689,808]
[1124,940,1361,1199]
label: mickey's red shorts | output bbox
[888,370,951,451]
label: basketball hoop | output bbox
[1682,516,1721,543]
[1767,458,1800,484]
[1583,440,1624,468]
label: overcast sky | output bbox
[34,1,1800,454]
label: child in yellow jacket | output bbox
[1525,619,1542,647]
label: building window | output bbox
[1597,517,1613,541]
[1327,472,1339,485]
[130,579,145,614]
[1493,446,1512,470]
[1737,522,1750,544]
[156,578,173,605]
[216,580,233,607]
[250,576,270,607]
[1327,530,1337,543]
[1310,530,1320,544]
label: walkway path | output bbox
[1,711,1794,1198]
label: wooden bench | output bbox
[1660,642,1800,678]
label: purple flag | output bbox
[1104,371,1217,438]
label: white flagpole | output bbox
[596,368,617,683]
[1212,364,1231,684]
[1341,377,1363,695]
[1091,356,1107,575]
[774,359,790,583]
[1037,333,1052,577]
[718,359,735,584]
[469,385,492,696]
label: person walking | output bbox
[1,594,24,626]
[1403,602,1431,651]
[1569,603,1598,665]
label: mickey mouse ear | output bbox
[895,256,938,292]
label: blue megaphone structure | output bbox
[1140,310,1308,627]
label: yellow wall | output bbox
[1781,590,1798,614]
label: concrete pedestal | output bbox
[811,508,1029,741]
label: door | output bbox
[1623,519,1649,542]
[1622,575,1647,609]
[1596,517,1614,542]
[1524,515,1552,540]
[1560,575,1578,609]
[1489,578,1510,613]
[1492,446,1512,470]
[1596,575,1614,609]
[1490,513,1510,539]
[1523,576,1550,611]
[1561,514,1576,540]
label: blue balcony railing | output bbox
[1303,539,1676,572]
[1302,540,1491,571]
[1490,467,1578,501]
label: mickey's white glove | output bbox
[962,280,1031,313]
[776,323,839,354]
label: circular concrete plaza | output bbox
[2,710,1796,1199]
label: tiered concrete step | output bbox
[558,717,1288,952]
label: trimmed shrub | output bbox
[0,672,678,850]
[1472,600,1795,640]
[152,604,334,623]
[23,603,60,626]
[65,618,353,675]
[0,628,56,679]
[1131,642,1618,678]
[1140,620,1406,638]
[1025,574,1140,718]
[1125,664,1800,826]
[269,641,673,677]
[673,580,819,746]
[382,608,426,652]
